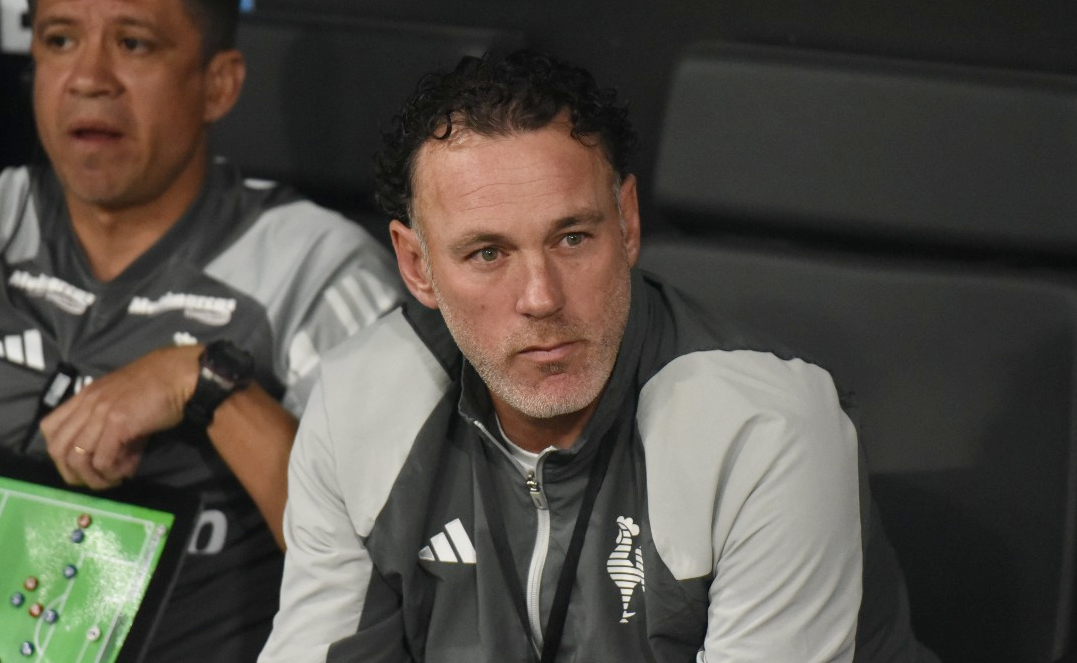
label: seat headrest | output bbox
[655,41,1077,254]
[211,11,525,209]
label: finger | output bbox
[72,445,119,489]
[118,438,148,480]
[88,404,145,485]
[112,449,144,481]
[73,448,114,490]
[40,397,82,475]
[91,422,123,481]
[93,439,134,485]
[62,413,107,486]
[42,388,96,455]
[41,406,86,485]
[69,410,118,490]
[53,395,109,487]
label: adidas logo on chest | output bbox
[0,329,45,371]
[419,518,476,564]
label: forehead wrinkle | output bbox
[34,2,181,42]
[412,123,617,229]
[456,175,580,216]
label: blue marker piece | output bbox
[20,640,34,655]
[43,608,58,624]
[71,528,85,543]
[63,564,78,579]
[10,592,25,607]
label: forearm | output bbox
[207,383,297,550]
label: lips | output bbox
[519,341,577,363]
[69,121,124,142]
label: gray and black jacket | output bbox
[262,271,931,663]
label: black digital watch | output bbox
[184,340,254,429]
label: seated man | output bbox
[0,0,402,660]
[261,50,936,662]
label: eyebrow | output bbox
[447,211,606,256]
[552,211,604,232]
[33,16,75,33]
[448,231,509,256]
[35,14,161,33]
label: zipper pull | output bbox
[526,470,548,510]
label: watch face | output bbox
[205,341,254,383]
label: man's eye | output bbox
[564,233,584,247]
[43,34,72,50]
[119,37,151,52]
[477,247,500,262]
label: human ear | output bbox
[619,174,641,267]
[389,219,439,309]
[203,49,245,124]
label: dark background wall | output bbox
[3,0,1075,225]
[255,0,1077,226]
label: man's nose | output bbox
[68,41,122,98]
[515,254,565,319]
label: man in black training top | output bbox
[0,0,402,660]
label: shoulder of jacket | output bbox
[638,348,856,581]
[317,307,453,417]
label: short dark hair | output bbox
[27,0,238,64]
[375,50,638,226]
[181,0,240,62]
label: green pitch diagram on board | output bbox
[0,476,174,663]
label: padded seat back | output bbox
[653,41,1077,256]
[212,11,525,224]
[641,41,1077,663]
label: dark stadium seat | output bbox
[639,40,1077,663]
[210,10,525,241]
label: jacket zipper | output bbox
[525,466,551,646]
[472,419,552,651]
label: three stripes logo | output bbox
[0,329,46,372]
[419,518,477,564]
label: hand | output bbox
[40,345,202,490]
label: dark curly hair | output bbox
[374,50,638,226]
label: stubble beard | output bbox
[431,271,631,421]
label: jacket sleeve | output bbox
[257,374,374,663]
[260,310,452,663]
[640,351,862,663]
[701,356,861,662]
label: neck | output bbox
[66,159,207,282]
[493,397,599,453]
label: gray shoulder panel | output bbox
[313,308,453,536]
[0,167,40,264]
[638,348,861,580]
[205,196,402,410]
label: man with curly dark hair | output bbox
[262,50,934,663]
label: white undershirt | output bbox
[495,416,555,474]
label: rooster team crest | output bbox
[607,516,645,624]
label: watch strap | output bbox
[184,341,253,429]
